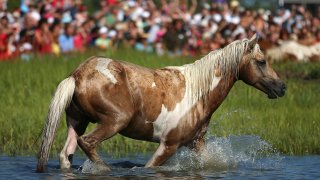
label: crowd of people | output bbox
[0,0,319,61]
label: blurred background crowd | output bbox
[0,0,319,61]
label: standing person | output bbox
[34,18,53,54]
[0,26,9,60]
[82,18,96,47]
[163,18,187,56]
[95,26,111,50]
[123,20,139,47]
[73,26,86,52]
[59,23,75,53]
[50,22,61,56]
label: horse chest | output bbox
[152,99,202,141]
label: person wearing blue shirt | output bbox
[59,23,75,53]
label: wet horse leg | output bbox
[59,113,89,170]
[77,113,131,171]
[187,122,209,153]
[187,137,205,153]
[145,142,179,167]
[59,126,76,170]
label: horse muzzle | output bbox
[255,79,286,99]
[266,81,286,99]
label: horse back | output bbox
[70,56,186,124]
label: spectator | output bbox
[95,26,112,50]
[34,18,53,54]
[50,22,61,55]
[74,26,87,52]
[0,26,9,60]
[59,23,75,53]
[163,19,187,56]
[0,0,319,61]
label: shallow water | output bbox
[1,135,319,179]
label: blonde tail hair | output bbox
[36,77,75,172]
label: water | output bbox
[1,135,319,179]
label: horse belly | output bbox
[119,117,156,142]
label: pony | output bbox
[266,41,320,63]
[36,34,286,172]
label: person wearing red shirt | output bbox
[34,19,53,54]
[0,26,9,60]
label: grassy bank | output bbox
[0,49,319,157]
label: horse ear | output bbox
[247,33,259,51]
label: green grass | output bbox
[0,49,319,157]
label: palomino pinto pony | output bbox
[36,34,286,172]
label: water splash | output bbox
[79,135,282,174]
[164,135,283,171]
[80,159,111,174]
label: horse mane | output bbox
[172,38,255,105]
[197,39,252,79]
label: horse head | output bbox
[239,34,286,99]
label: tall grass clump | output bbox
[0,49,319,157]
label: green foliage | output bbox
[6,1,20,10]
[0,50,319,157]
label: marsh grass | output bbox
[0,49,319,157]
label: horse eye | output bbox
[256,60,266,66]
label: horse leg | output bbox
[187,137,205,153]
[59,126,77,170]
[77,113,130,171]
[59,105,89,170]
[145,142,179,167]
[187,122,209,153]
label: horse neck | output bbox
[182,55,238,107]
[203,74,236,115]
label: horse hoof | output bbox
[59,154,71,170]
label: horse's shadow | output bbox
[110,161,144,168]
[47,161,143,173]
[73,160,144,172]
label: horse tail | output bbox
[36,76,75,172]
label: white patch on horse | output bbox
[210,74,221,90]
[95,58,117,84]
[151,82,156,88]
[153,69,221,141]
